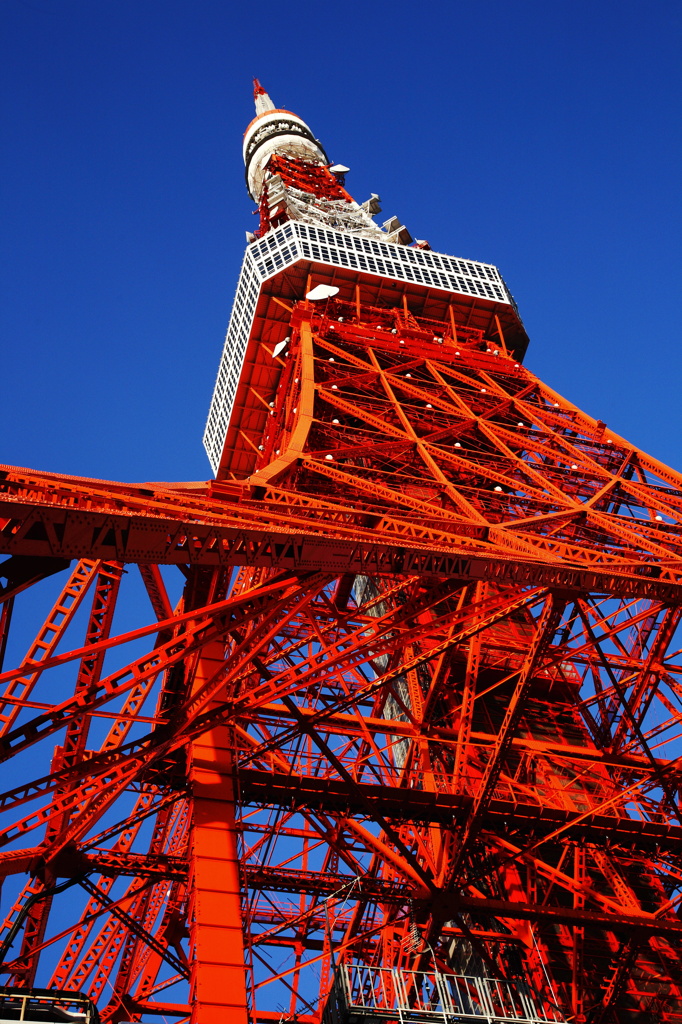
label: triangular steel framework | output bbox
[1,83,682,1024]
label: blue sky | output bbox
[2,0,681,484]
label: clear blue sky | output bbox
[2,0,681,485]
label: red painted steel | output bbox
[188,643,248,1024]
[1,87,682,1024]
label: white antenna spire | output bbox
[253,78,276,115]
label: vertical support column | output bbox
[448,305,458,345]
[572,844,586,1023]
[188,642,249,1024]
[0,595,14,673]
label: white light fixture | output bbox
[306,284,339,301]
[272,338,289,358]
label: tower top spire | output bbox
[243,82,329,200]
[253,78,276,115]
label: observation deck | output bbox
[204,221,528,476]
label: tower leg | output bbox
[188,643,248,1024]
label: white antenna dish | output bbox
[306,284,339,301]
[329,164,350,174]
[272,338,289,358]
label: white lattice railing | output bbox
[328,964,566,1024]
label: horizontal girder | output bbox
[241,865,682,938]
[1,491,680,601]
[237,768,682,853]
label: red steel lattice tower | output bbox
[2,81,682,1023]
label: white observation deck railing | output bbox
[323,965,566,1024]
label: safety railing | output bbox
[324,964,565,1024]
[0,985,99,1023]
